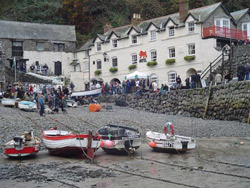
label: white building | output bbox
[79,1,249,88]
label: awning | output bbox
[125,71,149,80]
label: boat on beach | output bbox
[71,87,102,98]
[3,131,41,157]
[42,129,102,157]
[1,98,16,107]
[18,101,37,111]
[97,124,141,154]
[66,99,77,108]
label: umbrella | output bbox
[125,71,149,80]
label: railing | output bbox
[200,54,222,80]
[203,26,247,40]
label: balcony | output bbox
[203,26,247,40]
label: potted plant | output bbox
[128,64,137,70]
[109,67,118,73]
[94,70,101,76]
[147,61,157,67]
[184,55,196,61]
[165,59,175,65]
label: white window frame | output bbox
[84,61,89,71]
[96,60,102,70]
[242,22,250,38]
[36,42,44,51]
[188,44,195,55]
[131,54,137,64]
[112,39,118,48]
[131,35,137,44]
[168,47,175,58]
[150,50,157,61]
[150,30,157,41]
[168,71,177,84]
[188,21,195,33]
[112,57,118,67]
[96,42,101,52]
[214,18,230,28]
[169,27,175,37]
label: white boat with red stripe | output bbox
[3,131,41,157]
[42,129,102,158]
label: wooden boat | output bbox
[66,99,77,108]
[3,132,41,157]
[18,101,37,111]
[1,98,16,107]
[42,129,102,158]
[146,130,196,152]
[97,124,141,154]
[71,88,102,97]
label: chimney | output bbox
[104,23,113,34]
[131,13,142,26]
[179,0,189,23]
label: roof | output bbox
[78,39,93,51]
[231,8,249,23]
[0,20,76,42]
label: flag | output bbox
[11,56,16,71]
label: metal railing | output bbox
[200,54,222,80]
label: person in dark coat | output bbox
[237,65,245,81]
[185,77,190,89]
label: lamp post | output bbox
[103,52,109,62]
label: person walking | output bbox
[40,94,45,116]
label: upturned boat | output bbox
[71,87,102,97]
[3,131,41,157]
[97,124,141,154]
[18,101,37,111]
[146,121,196,152]
[42,129,102,158]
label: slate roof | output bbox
[77,39,93,51]
[0,20,76,42]
[231,8,249,23]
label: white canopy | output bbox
[125,71,149,80]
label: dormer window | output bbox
[150,30,157,41]
[112,39,118,48]
[188,22,195,33]
[169,27,175,37]
[131,35,137,44]
[96,42,101,52]
[214,18,230,28]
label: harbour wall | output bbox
[98,81,250,123]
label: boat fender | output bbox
[164,122,174,135]
[105,140,114,148]
[100,140,105,147]
[149,141,156,148]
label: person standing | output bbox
[176,75,182,90]
[185,77,190,89]
[40,94,45,116]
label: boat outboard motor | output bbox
[13,136,23,148]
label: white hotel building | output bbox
[77,1,250,89]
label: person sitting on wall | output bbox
[43,64,48,75]
[30,64,35,72]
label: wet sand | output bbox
[0,104,250,188]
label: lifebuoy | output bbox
[164,122,174,135]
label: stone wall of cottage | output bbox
[98,81,250,123]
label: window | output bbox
[112,57,118,67]
[96,43,101,52]
[223,19,230,28]
[84,61,89,71]
[112,39,118,48]
[150,50,157,61]
[83,51,89,58]
[150,30,156,41]
[169,47,175,58]
[131,54,137,64]
[214,18,230,28]
[53,43,65,52]
[242,23,250,38]
[74,64,80,72]
[96,60,101,70]
[188,22,195,33]
[169,27,174,37]
[188,44,195,55]
[36,42,44,51]
[12,41,23,57]
[131,35,137,44]
[168,71,177,84]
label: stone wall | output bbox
[0,40,6,89]
[98,81,250,123]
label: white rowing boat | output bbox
[1,98,16,107]
[18,101,37,111]
[71,88,102,97]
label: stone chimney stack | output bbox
[131,13,142,26]
[179,0,189,23]
[104,23,113,34]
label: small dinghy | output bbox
[3,132,41,157]
[71,88,102,97]
[146,121,196,152]
[1,98,16,107]
[18,101,37,111]
[67,100,77,108]
[42,129,102,158]
[98,124,141,154]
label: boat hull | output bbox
[18,101,37,111]
[71,88,102,97]
[2,98,16,107]
[146,131,196,152]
